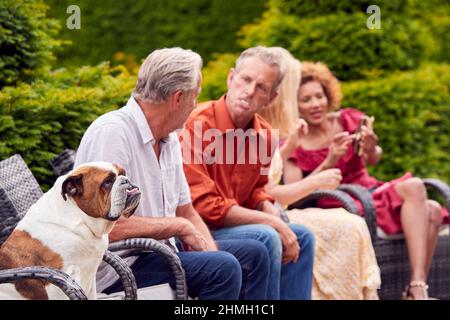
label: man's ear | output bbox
[61,174,83,201]
[227,68,235,89]
[171,90,184,109]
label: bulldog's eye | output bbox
[102,178,114,189]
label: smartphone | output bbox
[352,116,368,156]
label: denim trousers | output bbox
[103,239,270,300]
[213,223,315,300]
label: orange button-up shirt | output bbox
[180,95,276,229]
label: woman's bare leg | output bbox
[395,178,429,299]
[425,200,442,278]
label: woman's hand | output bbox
[307,168,342,190]
[359,119,378,158]
[324,132,353,168]
[280,119,309,162]
[285,119,308,147]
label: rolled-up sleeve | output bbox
[180,123,238,229]
[244,163,274,210]
[184,161,238,229]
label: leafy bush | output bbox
[342,64,450,183]
[271,0,410,17]
[45,0,267,67]
[200,53,238,102]
[238,7,433,80]
[0,63,135,189]
[422,15,450,63]
[0,0,63,88]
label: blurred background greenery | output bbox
[0,0,448,188]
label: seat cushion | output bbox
[97,283,174,300]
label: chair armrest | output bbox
[49,149,76,177]
[0,266,87,300]
[338,184,378,241]
[108,238,187,300]
[288,189,360,215]
[423,178,450,213]
[102,250,137,300]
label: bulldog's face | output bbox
[61,162,140,221]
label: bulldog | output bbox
[0,162,140,300]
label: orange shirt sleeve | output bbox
[180,122,238,229]
[244,162,274,209]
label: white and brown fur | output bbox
[0,162,140,300]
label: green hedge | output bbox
[199,53,238,102]
[272,0,450,18]
[271,0,410,17]
[342,64,450,183]
[45,0,266,67]
[238,8,433,80]
[0,0,62,88]
[0,63,135,189]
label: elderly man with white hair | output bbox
[75,48,270,300]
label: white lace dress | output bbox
[269,150,381,300]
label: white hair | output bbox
[132,47,203,103]
[235,46,286,94]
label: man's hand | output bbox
[257,200,281,218]
[178,220,209,252]
[276,222,300,264]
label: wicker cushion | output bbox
[377,225,449,240]
[0,154,43,218]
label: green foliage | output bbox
[0,63,135,189]
[271,0,410,17]
[200,53,238,102]
[0,0,63,88]
[45,0,267,67]
[342,64,450,183]
[422,15,450,63]
[238,7,433,81]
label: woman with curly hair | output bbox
[260,47,381,300]
[282,61,447,300]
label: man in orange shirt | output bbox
[181,46,314,299]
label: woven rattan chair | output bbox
[0,154,137,299]
[49,151,187,300]
[338,182,450,300]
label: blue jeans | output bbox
[213,223,315,300]
[103,239,270,300]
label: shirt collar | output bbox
[215,95,264,134]
[125,96,170,145]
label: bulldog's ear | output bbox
[61,174,83,201]
[112,162,126,176]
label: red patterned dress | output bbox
[288,108,448,235]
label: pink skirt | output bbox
[318,172,449,235]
